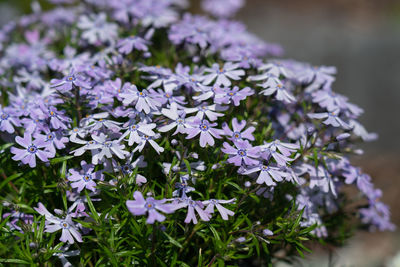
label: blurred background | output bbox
[237,0,400,266]
[0,0,399,266]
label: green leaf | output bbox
[85,190,100,222]
[0,143,13,151]
[0,173,23,190]
[183,159,191,175]
[60,160,67,179]
[50,155,74,164]
[163,231,183,248]
[0,258,30,264]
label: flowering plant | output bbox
[0,0,394,265]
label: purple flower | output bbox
[2,211,33,233]
[120,85,162,114]
[68,161,103,192]
[249,72,281,89]
[34,203,83,244]
[343,166,373,195]
[258,60,292,78]
[214,86,254,106]
[263,229,273,236]
[202,0,245,18]
[47,106,72,130]
[77,13,118,44]
[126,191,175,224]
[260,143,294,166]
[308,109,350,129]
[185,118,223,147]
[173,197,211,224]
[222,140,260,166]
[203,198,236,220]
[0,106,20,134]
[132,134,164,154]
[349,120,378,141]
[202,62,245,87]
[312,90,348,112]
[169,14,215,49]
[360,202,396,231]
[11,132,54,168]
[121,120,156,146]
[185,104,225,122]
[50,68,91,92]
[222,118,255,142]
[262,140,299,157]
[243,164,285,186]
[297,65,336,85]
[307,165,337,197]
[116,155,147,177]
[259,83,296,103]
[150,88,186,106]
[118,35,149,54]
[159,103,190,135]
[34,130,68,156]
[90,133,129,164]
[172,175,195,198]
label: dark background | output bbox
[1,0,399,265]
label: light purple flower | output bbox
[343,166,373,195]
[118,35,149,54]
[172,175,195,198]
[312,90,348,112]
[214,86,254,106]
[77,13,118,44]
[222,140,260,166]
[126,191,175,224]
[297,65,336,85]
[90,133,129,164]
[120,85,162,114]
[258,61,292,78]
[185,118,223,147]
[159,103,191,135]
[168,14,215,49]
[47,106,72,130]
[120,120,156,146]
[262,140,299,157]
[34,202,83,244]
[222,118,255,142]
[203,198,236,220]
[259,83,296,103]
[11,132,54,168]
[249,72,281,89]
[202,62,245,87]
[173,197,211,224]
[260,143,294,166]
[0,106,20,134]
[243,164,285,186]
[308,109,350,129]
[34,130,68,156]
[263,229,273,236]
[2,211,33,233]
[202,0,245,18]
[50,68,91,92]
[185,104,225,122]
[68,161,103,192]
[132,134,164,154]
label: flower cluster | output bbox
[0,0,394,265]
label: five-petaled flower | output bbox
[11,132,54,168]
[126,191,176,224]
